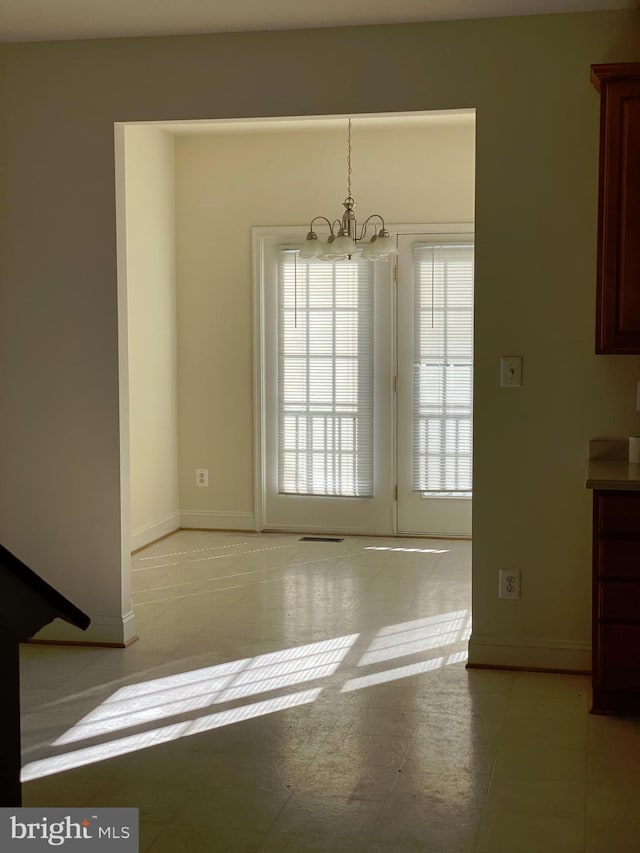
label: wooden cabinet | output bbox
[591,63,640,354]
[592,490,640,713]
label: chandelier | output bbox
[300,119,398,262]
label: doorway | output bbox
[118,110,475,551]
[255,224,474,537]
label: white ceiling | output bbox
[0,0,633,43]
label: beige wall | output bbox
[0,11,638,661]
[175,118,475,527]
[124,126,180,551]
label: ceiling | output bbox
[0,0,633,43]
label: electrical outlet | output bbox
[499,569,521,599]
[195,468,209,487]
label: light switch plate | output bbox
[500,356,523,387]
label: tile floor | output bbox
[18,530,640,852]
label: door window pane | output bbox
[277,253,374,497]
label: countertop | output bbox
[586,459,640,491]
[586,438,640,490]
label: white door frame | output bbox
[252,223,473,537]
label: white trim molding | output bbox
[180,510,255,531]
[130,512,180,552]
[468,632,591,673]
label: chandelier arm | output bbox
[357,214,386,242]
[308,216,337,237]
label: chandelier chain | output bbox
[347,118,352,200]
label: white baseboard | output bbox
[468,633,591,673]
[30,610,138,647]
[130,513,180,552]
[180,510,255,531]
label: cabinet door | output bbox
[592,64,640,354]
[592,489,640,713]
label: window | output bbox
[412,242,473,495]
[277,251,374,497]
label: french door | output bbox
[258,229,393,535]
[396,230,473,536]
[255,225,473,536]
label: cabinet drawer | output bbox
[596,493,640,536]
[597,540,640,578]
[594,624,640,689]
[597,581,640,620]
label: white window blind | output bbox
[413,241,474,494]
[277,251,374,497]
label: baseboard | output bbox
[29,609,138,647]
[468,633,591,673]
[130,513,180,552]
[180,510,255,531]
